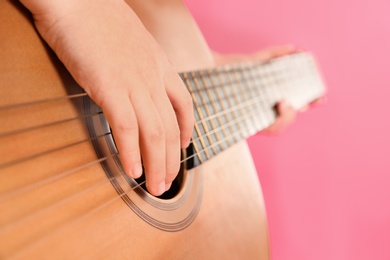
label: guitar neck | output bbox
[180,52,325,167]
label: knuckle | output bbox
[87,87,109,108]
[113,120,137,134]
[147,124,165,142]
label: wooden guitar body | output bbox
[0,2,270,259]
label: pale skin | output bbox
[20,0,309,196]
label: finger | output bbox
[277,101,297,126]
[299,105,309,112]
[151,90,181,186]
[165,182,172,192]
[299,96,326,113]
[263,101,296,134]
[130,91,168,196]
[99,93,142,179]
[309,96,327,107]
[254,44,296,62]
[164,70,195,148]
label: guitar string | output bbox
[3,55,318,257]
[0,132,111,169]
[0,53,311,111]
[0,63,318,197]
[0,93,271,202]
[0,58,274,137]
[0,162,147,234]
[0,111,103,138]
[0,154,116,202]
[0,109,272,237]
[1,74,322,231]
[0,63,259,111]
[0,78,268,140]
[0,55,313,140]
[0,104,269,232]
[0,59,265,110]
[0,56,315,217]
[1,63,315,197]
[3,105,263,259]
[191,97,272,145]
[9,175,144,259]
[2,156,127,230]
[7,176,142,260]
[0,86,273,169]
[0,92,88,110]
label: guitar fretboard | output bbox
[179,52,325,165]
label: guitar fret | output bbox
[181,72,209,162]
[248,66,273,129]
[249,65,272,127]
[190,71,217,157]
[193,97,211,162]
[207,69,235,147]
[265,63,281,105]
[228,68,251,137]
[189,123,204,163]
[176,52,325,166]
[236,65,264,133]
[215,67,241,143]
[198,70,227,152]
[221,70,243,138]
[197,76,222,155]
[256,64,278,121]
[223,67,251,138]
[231,65,260,136]
[261,63,280,122]
[269,60,287,104]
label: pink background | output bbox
[185,0,390,259]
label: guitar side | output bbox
[0,1,270,259]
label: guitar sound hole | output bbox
[86,97,203,231]
[134,158,185,200]
[108,126,185,200]
[134,173,183,200]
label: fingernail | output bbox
[132,162,143,178]
[295,46,306,53]
[156,181,166,196]
[165,182,172,191]
[183,138,191,148]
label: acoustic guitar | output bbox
[0,1,325,259]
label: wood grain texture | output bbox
[0,1,270,259]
